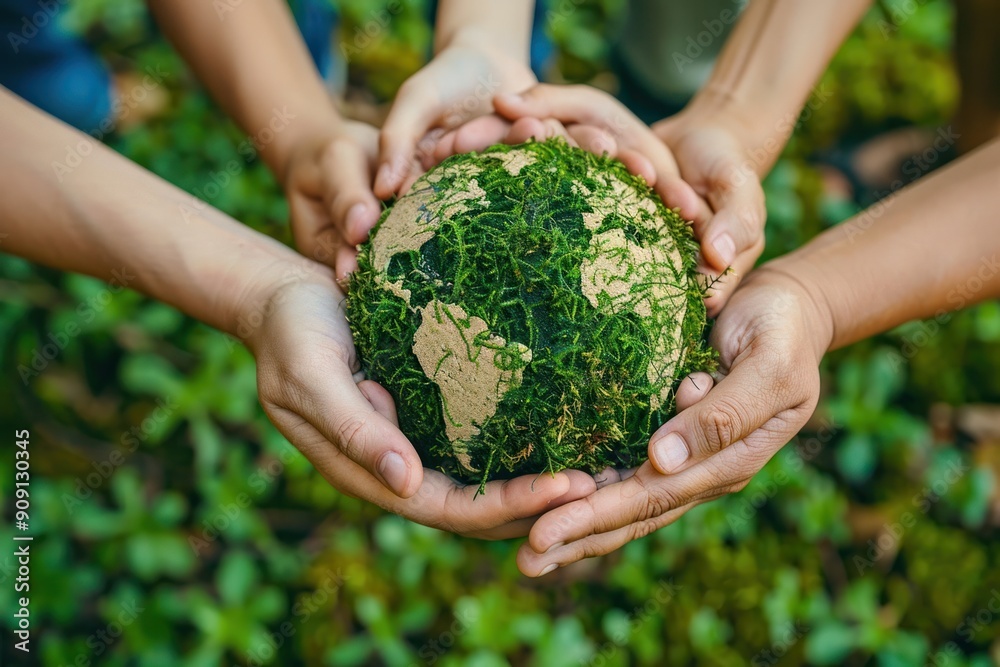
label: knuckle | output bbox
[697,401,745,452]
[735,203,763,238]
[628,518,662,542]
[332,412,373,462]
[643,484,683,520]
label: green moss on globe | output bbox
[347,139,713,490]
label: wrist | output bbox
[675,86,792,178]
[229,254,337,350]
[744,262,836,364]
[267,107,345,188]
[438,25,529,63]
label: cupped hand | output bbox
[431,84,769,314]
[429,84,707,219]
[374,41,537,200]
[653,108,768,314]
[281,120,385,281]
[516,267,833,575]
[244,268,596,538]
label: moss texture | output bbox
[347,139,714,490]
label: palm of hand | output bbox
[517,273,823,576]
[251,280,597,539]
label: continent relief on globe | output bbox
[348,139,714,490]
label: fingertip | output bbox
[533,470,571,499]
[516,541,546,577]
[453,115,512,154]
[504,118,546,144]
[433,132,458,164]
[376,449,422,498]
[676,372,714,410]
[648,431,691,475]
[567,125,618,158]
[527,509,565,554]
[658,178,710,225]
[507,117,547,145]
[707,232,737,271]
[398,170,423,196]
[374,156,408,199]
[557,469,599,502]
[593,466,622,489]
[334,246,359,283]
[344,201,379,245]
[617,149,657,186]
[373,162,394,200]
[493,92,524,117]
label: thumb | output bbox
[376,81,440,199]
[303,366,423,498]
[698,169,766,274]
[646,350,798,475]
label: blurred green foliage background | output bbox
[2,0,1000,665]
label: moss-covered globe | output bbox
[348,139,712,488]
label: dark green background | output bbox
[1,0,999,665]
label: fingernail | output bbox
[651,432,690,473]
[346,203,368,235]
[544,541,564,554]
[374,163,393,195]
[496,92,522,105]
[377,451,409,496]
[712,233,736,268]
[538,563,558,576]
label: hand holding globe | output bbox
[348,139,715,491]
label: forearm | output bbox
[147,0,341,181]
[685,0,873,175]
[764,138,1000,352]
[0,88,328,337]
[434,0,533,60]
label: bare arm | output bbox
[519,138,1000,576]
[434,0,533,59]
[1,86,598,526]
[147,0,387,274]
[146,0,339,181]
[679,0,875,176]
[0,86,309,334]
[768,137,1000,354]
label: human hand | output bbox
[653,106,768,314]
[428,84,703,214]
[280,120,385,281]
[243,267,597,538]
[373,38,538,200]
[516,267,833,575]
[435,84,767,315]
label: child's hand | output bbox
[516,268,831,576]
[244,271,597,537]
[281,121,384,280]
[374,39,537,199]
